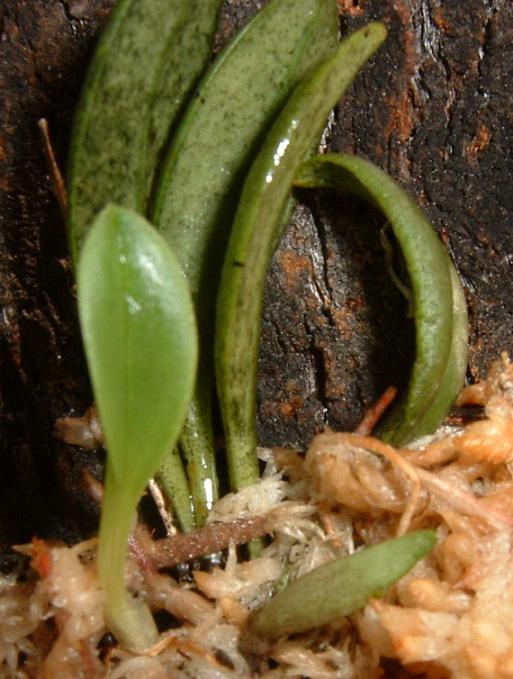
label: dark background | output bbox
[1,0,512,553]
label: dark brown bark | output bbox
[0,0,115,552]
[1,0,512,549]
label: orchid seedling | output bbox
[67,0,222,532]
[77,205,198,651]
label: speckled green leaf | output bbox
[402,263,468,438]
[247,530,436,640]
[67,0,221,262]
[215,23,387,493]
[152,0,338,523]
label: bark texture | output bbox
[1,0,512,549]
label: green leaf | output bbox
[77,205,197,650]
[215,23,388,493]
[246,530,437,640]
[152,0,338,525]
[404,263,469,437]
[67,0,222,262]
[157,447,195,533]
[295,153,468,444]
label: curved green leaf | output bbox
[247,530,436,640]
[215,23,387,493]
[152,0,338,524]
[405,262,468,437]
[295,153,468,444]
[77,205,197,650]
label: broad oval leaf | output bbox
[77,204,198,494]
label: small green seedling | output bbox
[77,205,198,651]
[245,529,436,642]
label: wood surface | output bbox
[1,0,512,552]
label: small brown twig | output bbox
[355,386,398,435]
[38,118,68,218]
[142,516,269,570]
[78,465,267,571]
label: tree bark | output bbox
[1,0,512,549]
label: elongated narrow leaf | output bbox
[67,0,222,262]
[215,23,387,493]
[153,0,338,299]
[295,153,468,444]
[77,205,197,650]
[152,0,338,524]
[246,530,436,640]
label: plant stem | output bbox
[98,467,158,652]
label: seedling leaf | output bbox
[77,205,197,650]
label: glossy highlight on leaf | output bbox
[215,23,387,493]
[246,530,437,640]
[157,448,195,533]
[77,205,197,650]
[295,153,468,444]
[152,0,339,524]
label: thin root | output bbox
[38,118,68,218]
[141,515,268,570]
[355,386,398,436]
[415,467,513,530]
[147,479,178,537]
[339,434,513,531]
